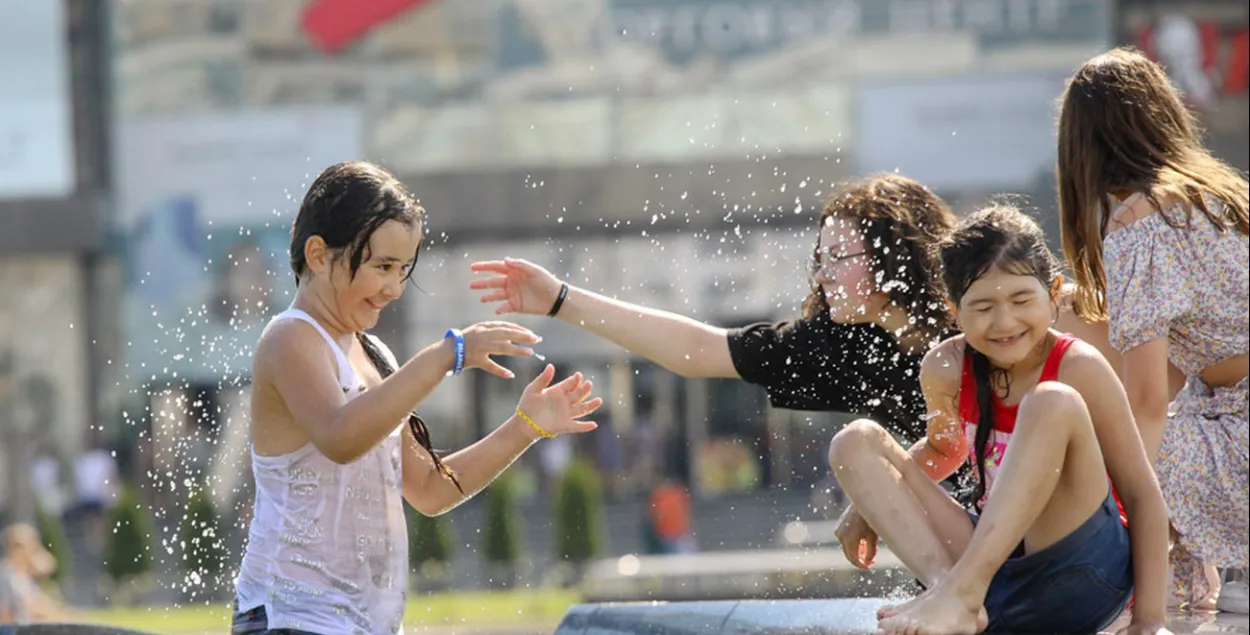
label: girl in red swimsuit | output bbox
[829,204,1172,635]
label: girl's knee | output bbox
[828,419,892,467]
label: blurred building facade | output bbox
[9,0,1247,521]
[0,0,1244,598]
[101,0,1124,509]
[1117,0,1248,171]
[0,0,110,524]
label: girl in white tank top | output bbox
[233,162,602,635]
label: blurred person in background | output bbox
[28,439,67,521]
[71,431,118,556]
[0,523,73,624]
[647,473,696,554]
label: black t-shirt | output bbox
[726,315,931,442]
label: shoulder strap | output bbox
[274,308,355,388]
[1040,334,1078,383]
[958,346,978,424]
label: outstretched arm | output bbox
[470,258,737,378]
[259,319,539,464]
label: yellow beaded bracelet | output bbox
[516,407,557,439]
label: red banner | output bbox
[301,0,435,53]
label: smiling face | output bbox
[811,216,888,324]
[956,265,1057,367]
[319,219,422,331]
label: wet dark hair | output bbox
[803,173,957,340]
[937,204,1061,508]
[291,161,423,285]
[1057,47,1250,322]
[291,161,461,492]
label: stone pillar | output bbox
[0,328,34,525]
[767,407,791,489]
[683,377,708,497]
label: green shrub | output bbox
[554,460,604,564]
[179,485,228,583]
[104,485,156,582]
[35,507,71,585]
[482,475,521,565]
[407,507,454,568]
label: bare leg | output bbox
[827,420,975,589]
[878,382,1110,635]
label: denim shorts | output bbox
[231,604,324,635]
[975,490,1133,634]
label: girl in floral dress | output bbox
[1057,47,1249,612]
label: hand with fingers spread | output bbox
[469,258,563,316]
[515,364,603,440]
[460,321,541,379]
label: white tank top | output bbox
[235,308,408,635]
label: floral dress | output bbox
[1105,201,1249,605]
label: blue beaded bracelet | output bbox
[444,328,466,375]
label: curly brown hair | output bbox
[801,173,957,337]
[1057,47,1250,322]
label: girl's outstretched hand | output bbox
[461,321,540,379]
[469,258,563,316]
[516,364,602,438]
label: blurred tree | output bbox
[180,483,228,598]
[482,474,521,587]
[104,484,155,584]
[407,504,455,591]
[554,460,604,565]
[35,506,71,586]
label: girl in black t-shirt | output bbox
[470,173,959,557]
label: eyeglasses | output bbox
[809,250,869,277]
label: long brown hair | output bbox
[1057,47,1250,322]
[801,173,956,337]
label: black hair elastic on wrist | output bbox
[547,282,569,317]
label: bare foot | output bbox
[876,602,906,620]
[877,591,925,620]
[876,591,988,635]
